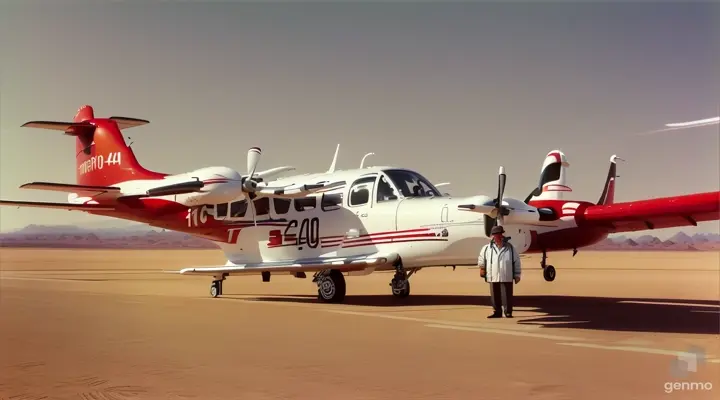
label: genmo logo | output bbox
[664,346,713,394]
[663,381,712,394]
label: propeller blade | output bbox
[497,166,507,226]
[243,147,262,192]
[247,147,261,177]
[457,204,497,216]
[497,166,506,204]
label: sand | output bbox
[1,249,718,399]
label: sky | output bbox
[0,1,718,239]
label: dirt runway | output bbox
[1,249,718,399]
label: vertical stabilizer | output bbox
[597,155,624,205]
[21,105,166,188]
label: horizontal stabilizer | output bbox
[109,116,150,129]
[0,200,115,211]
[20,182,121,195]
[145,180,205,197]
[21,121,96,137]
[175,253,398,276]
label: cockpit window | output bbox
[376,174,398,202]
[383,169,442,198]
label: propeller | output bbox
[243,147,262,192]
[485,166,511,236]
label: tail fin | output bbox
[525,150,572,202]
[597,155,623,205]
[21,105,166,186]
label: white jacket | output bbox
[478,241,521,283]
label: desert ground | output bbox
[1,249,718,400]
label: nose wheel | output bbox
[540,250,556,282]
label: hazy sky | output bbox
[1,1,718,238]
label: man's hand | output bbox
[480,268,486,278]
[514,276,521,284]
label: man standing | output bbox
[478,225,521,318]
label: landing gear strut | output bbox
[540,250,556,282]
[313,269,346,303]
[390,260,415,298]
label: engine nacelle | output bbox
[503,225,532,253]
[178,166,245,206]
[501,197,547,225]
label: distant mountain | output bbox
[0,224,217,249]
[0,224,718,251]
[588,232,720,251]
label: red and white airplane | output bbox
[1,105,718,303]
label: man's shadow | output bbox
[240,294,719,335]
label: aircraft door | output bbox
[347,175,397,236]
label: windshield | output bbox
[383,169,442,198]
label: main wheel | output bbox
[543,265,556,282]
[210,281,220,297]
[317,270,346,303]
[391,278,410,298]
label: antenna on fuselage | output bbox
[360,152,375,168]
[327,144,340,173]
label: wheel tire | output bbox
[317,270,346,303]
[210,282,220,298]
[543,265,556,282]
[391,279,410,298]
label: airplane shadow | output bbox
[242,294,720,335]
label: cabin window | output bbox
[294,197,317,212]
[215,203,229,219]
[273,198,291,215]
[349,176,376,206]
[230,200,247,218]
[253,197,270,216]
[321,193,343,211]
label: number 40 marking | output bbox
[106,152,122,165]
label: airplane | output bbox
[1,105,719,304]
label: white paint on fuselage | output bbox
[72,163,574,272]
[209,166,508,270]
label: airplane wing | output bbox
[254,180,345,199]
[174,253,398,276]
[457,203,561,227]
[0,200,115,211]
[20,182,121,196]
[581,191,720,233]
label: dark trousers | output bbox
[489,282,514,315]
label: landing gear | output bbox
[389,260,415,298]
[540,250,556,282]
[210,279,224,297]
[391,277,410,298]
[313,269,346,303]
[543,265,556,282]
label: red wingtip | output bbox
[74,105,95,123]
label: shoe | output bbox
[487,313,502,318]
[504,313,513,318]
